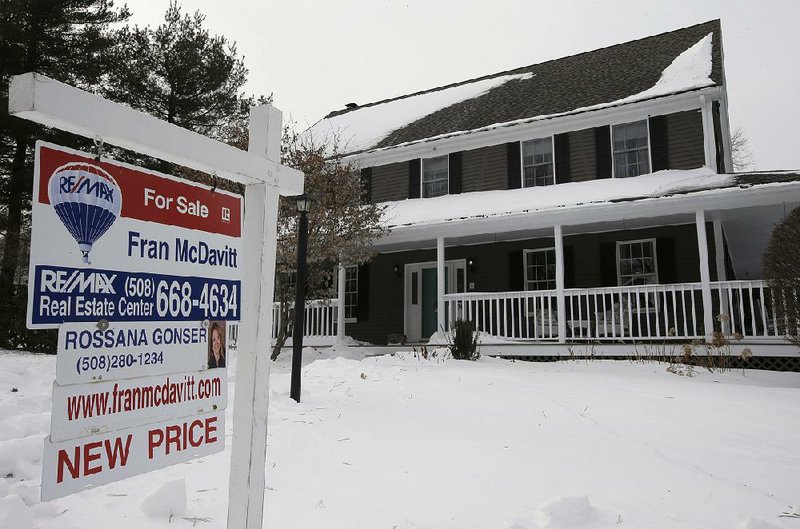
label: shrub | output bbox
[763,205,800,346]
[448,319,479,361]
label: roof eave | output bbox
[341,85,722,168]
[371,179,800,250]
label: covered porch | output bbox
[361,171,800,353]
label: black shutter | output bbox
[357,263,370,321]
[506,142,521,189]
[509,250,524,291]
[360,167,372,204]
[595,126,612,179]
[656,237,676,284]
[649,115,669,172]
[563,245,575,288]
[554,133,571,184]
[409,159,421,199]
[449,152,462,194]
[599,241,617,286]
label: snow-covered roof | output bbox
[307,20,723,157]
[379,169,800,230]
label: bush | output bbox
[763,205,800,346]
[448,319,479,361]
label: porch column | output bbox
[696,210,715,337]
[437,236,445,334]
[713,218,729,334]
[554,225,567,344]
[336,262,346,344]
[700,95,717,171]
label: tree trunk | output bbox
[0,135,29,346]
[271,301,293,360]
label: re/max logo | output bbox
[40,270,117,294]
[59,176,116,202]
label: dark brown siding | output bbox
[462,144,507,193]
[567,128,596,182]
[346,223,718,344]
[666,110,705,170]
[371,162,409,203]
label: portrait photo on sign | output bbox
[208,321,226,369]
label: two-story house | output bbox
[302,20,800,357]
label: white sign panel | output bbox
[42,410,225,501]
[55,320,236,385]
[50,369,227,443]
[28,142,243,329]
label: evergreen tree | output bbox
[105,2,248,142]
[0,0,129,349]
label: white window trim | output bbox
[519,136,556,187]
[334,265,359,323]
[610,119,652,179]
[616,238,659,286]
[421,155,449,198]
[523,247,557,291]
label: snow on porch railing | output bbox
[271,299,338,340]
[444,290,559,340]
[710,280,794,340]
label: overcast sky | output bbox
[124,0,800,171]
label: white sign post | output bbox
[10,73,302,528]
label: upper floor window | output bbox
[617,239,658,286]
[522,137,554,187]
[422,155,448,197]
[524,248,556,290]
[612,120,650,178]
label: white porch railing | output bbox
[445,280,789,342]
[271,299,338,340]
[710,280,797,339]
[445,290,559,340]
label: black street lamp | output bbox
[290,193,312,403]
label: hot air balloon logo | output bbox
[48,161,123,264]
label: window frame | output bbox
[616,238,659,286]
[520,136,556,188]
[523,247,557,291]
[333,265,359,323]
[421,155,449,198]
[611,119,652,179]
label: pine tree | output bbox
[105,2,248,142]
[0,0,129,349]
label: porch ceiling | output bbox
[373,174,800,253]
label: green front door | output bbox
[421,267,450,339]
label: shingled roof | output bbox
[309,20,723,157]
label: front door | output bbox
[421,268,440,338]
[405,260,466,342]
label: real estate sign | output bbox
[30,142,240,500]
[28,142,242,328]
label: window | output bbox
[612,120,650,178]
[333,265,359,321]
[422,155,448,197]
[524,248,556,290]
[522,137,554,187]
[344,265,358,321]
[617,239,658,286]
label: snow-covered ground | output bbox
[2,346,800,529]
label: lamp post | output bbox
[290,193,312,403]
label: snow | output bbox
[308,34,714,156]
[2,347,800,528]
[306,72,533,155]
[382,167,731,229]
